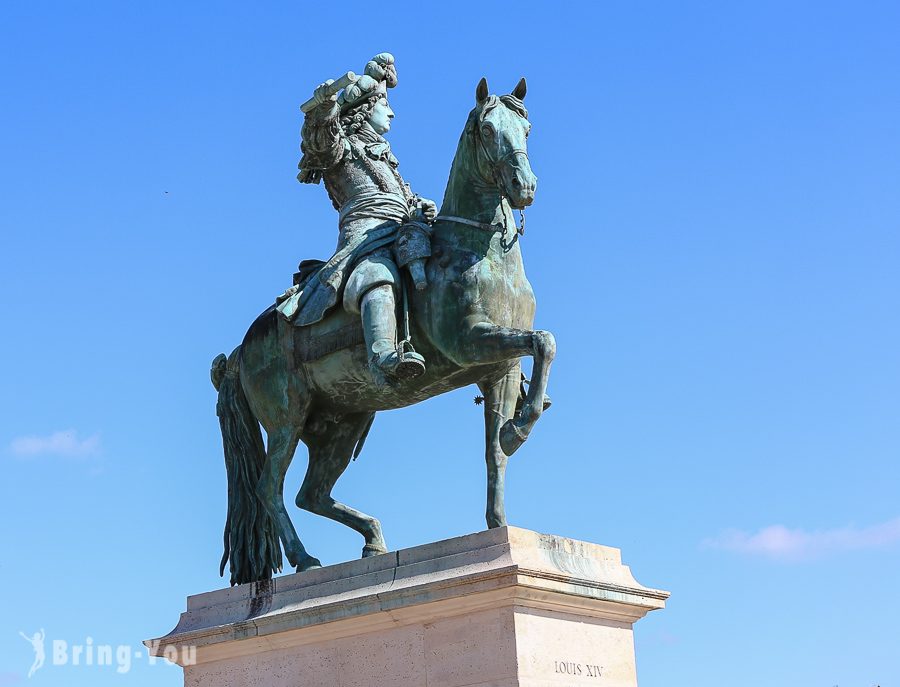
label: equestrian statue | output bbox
[211,53,556,585]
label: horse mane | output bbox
[499,94,528,120]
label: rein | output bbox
[435,207,525,253]
[436,199,526,237]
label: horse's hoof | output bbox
[486,511,507,529]
[362,544,388,558]
[295,556,322,573]
[542,394,552,411]
[500,419,529,457]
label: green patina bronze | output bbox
[211,54,555,585]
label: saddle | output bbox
[275,219,429,364]
[274,259,326,321]
[279,260,409,374]
[272,259,365,364]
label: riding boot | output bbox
[360,284,426,383]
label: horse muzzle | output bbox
[503,166,537,209]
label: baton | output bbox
[300,71,358,113]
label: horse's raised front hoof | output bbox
[362,543,388,558]
[542,394,552,411]
[295,555,322,573]
[500,419,529,457]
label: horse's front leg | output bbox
[500,328,555,456]
[454,322,556,456]
[478,366,522,528]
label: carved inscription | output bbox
[554,660,603,678]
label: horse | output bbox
[211,77,556,585]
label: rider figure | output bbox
[294,53,434,383]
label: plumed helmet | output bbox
[338,52,397,112]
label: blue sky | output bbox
[1,1,898,685]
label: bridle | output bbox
[436,109,531,246]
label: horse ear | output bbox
[512,77,527,100]
[476,77,489,104]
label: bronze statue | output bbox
[212,53,555,585]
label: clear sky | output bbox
[1,2,898,686]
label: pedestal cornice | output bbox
[145,526,668,668]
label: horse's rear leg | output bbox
[455,322,556,456]
[296,411,387,558]
[478,365,522,528]
[256,425,322,573]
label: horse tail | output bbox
[213,347,282,585]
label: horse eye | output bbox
[481,125,494,139]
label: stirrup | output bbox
[371,348,426,381]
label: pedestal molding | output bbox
[144,526,669,682]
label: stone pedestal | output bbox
[145,527,668,687]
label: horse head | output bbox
[470,77,536,209]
